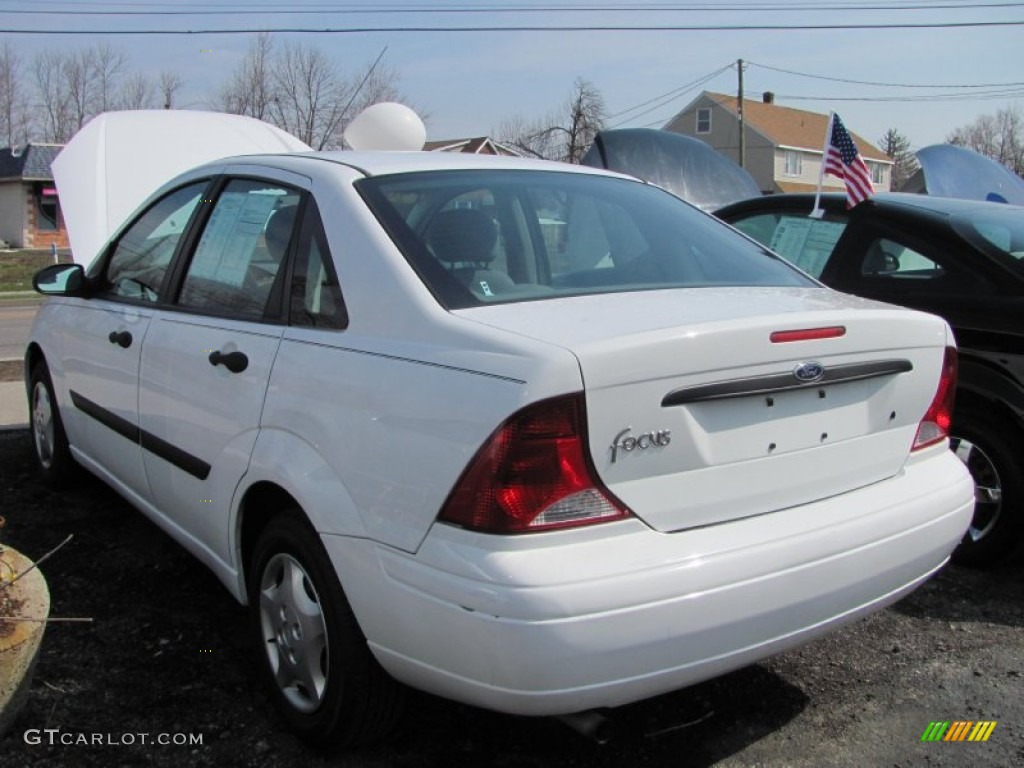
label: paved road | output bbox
[0,300,39,361]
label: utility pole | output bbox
[737,58,745,169]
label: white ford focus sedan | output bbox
[27,145,974,746]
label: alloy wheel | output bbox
[951,436,1003,543]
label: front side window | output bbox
[178,179,300,319]
[696,108,711,134]
[729,211,847,278]
[357,170,811,309]
[102,181,207,302]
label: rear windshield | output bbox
[356,170,811,309]
[952,207,1024,278]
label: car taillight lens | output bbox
[439,394,631,533]
[913,346,957,451]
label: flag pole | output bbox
[810,111,834,219]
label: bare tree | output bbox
[212,34,411,148]
[118,72,153,110]
[947,105,1024,176]
[0,41,31,146]
[33,50,74,142]
[158,70,184,109]
[63,48,97,132]
[498,78,606,163]
[218,32,276,119]
[878,128,918,191]
[92,42,126,113]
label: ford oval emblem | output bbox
[793,361,825,383]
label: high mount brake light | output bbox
[438,394,631,534]
[913,346,957,451]
[770,326,847,343]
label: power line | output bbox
[2,20,1022,34]
[773,88,1024,101]
[606,64,732,119]
[748,61,1024,89]
[3,2,1024,14]
[609,68,731,127]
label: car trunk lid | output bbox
[455,287,948,532]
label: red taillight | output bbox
[913,346,957,451]
[439,394,631,533]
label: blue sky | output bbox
[2,0,1022,150]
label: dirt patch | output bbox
[0,427,1021,767]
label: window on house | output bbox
[871,163,886,185]
[784,151,802,177]
[696,108,711,134]
[34,184,60,232]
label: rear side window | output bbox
[953,208,1024,278]
[289,200,347,329]
[357,170,810,309]
[730,212,847,278]
[101,181,207,302]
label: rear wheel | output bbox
[248,509,404,747]
[29,361,77,487]
[949,409,1023,566]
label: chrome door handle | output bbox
[208,350,249,374]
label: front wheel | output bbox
[28,361,77,487]
[949,410,1023,567]
[248,510,404,747]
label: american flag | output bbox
[824,113,874,207]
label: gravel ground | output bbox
[1,425,1022,767]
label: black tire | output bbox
[949,409,1024,567]
[247,509,404,748]
[28,361,78,488]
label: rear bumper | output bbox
[323,447,973,716]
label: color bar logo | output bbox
[921,721,997,742]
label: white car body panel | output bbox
[34,299,153,498]
[457,289,948,531]
[326,446,971,715]
[139,312,284,559]
[26,147,975,724]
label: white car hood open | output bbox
[53,110,311,264]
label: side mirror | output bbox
[33,263,86,296]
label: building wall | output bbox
[0,182,27,248]
[23,185,69,250]
[666,95,893,194]
[664,95,778,192]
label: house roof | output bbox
[423,137,523,157]
[0,143,64,182]
[698,92,889,162]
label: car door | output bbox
[824,216,999,347]
[57,180,210,500]
[137,170,307,557]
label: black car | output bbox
[716,192,1024,566]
